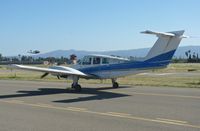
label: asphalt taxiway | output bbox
[0,80,200,131]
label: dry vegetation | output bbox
[0,63,200,88]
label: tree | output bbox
[185,51,188,58]
[192,52,196,59]
[0,53,2,61]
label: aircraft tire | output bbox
[113,82,119,88]
[74,84,82,92]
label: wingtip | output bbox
[7,64,20,69]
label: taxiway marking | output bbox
[107,112,131,117]
[156,118,188,124]
[0,99,199,129]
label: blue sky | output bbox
[0,0,200,56]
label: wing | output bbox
[9,64,88,77]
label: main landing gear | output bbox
[71,83,82,92]
[111,78,119,88]
[71,76,82,92]
[70,77,119,92]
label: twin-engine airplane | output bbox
[11,30,186,92]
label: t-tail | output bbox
[142,30,186,66]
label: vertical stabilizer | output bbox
[142,30,185,62]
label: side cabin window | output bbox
[102,58,109,64]
[93,57,101,65]
[82,57,92,65]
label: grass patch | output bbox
[117,76,200,88]
[155,63,200,73]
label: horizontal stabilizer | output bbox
[141,30,175,37]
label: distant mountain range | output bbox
[33,46,200,59]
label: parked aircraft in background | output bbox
[11,30,186,92]
[27,50,40,54]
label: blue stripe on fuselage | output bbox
[78,50,176,75]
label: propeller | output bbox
[57,75,60,79]
[41,73,61,79]
[40,73,49,79]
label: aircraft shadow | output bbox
[0,88,68,99]
[54,86,130,103]
[0,86,131,103]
